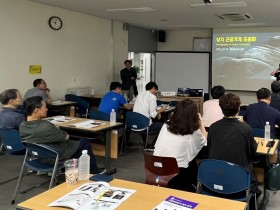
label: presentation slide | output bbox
[212,28,280,91]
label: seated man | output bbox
[270,81,280,112]
[98,82,133,115]
[244,88,280,138]
[19,96,102,174]
[202,85,225,128]
[23,78,52,104]
[0,89,25,130]
[207,93,261,202]
[133,82,166,147]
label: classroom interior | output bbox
[1,0,280,209]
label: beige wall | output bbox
[157,29,258,104]
[0,0,127,99]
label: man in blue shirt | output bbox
[244,87,280,138]
[98,82,133,115]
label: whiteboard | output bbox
[155,52,210,93]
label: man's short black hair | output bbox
[0,89,18,105]
[24,96,43,116]
[124,60,132,64]
[110,82,122,91]
[145,82,158,91]
[256,88,271,100]
[33,79,43,87]
[211,85,225,99]
[271,81,280,93]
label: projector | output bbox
[203,0,212,3]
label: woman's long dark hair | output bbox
[167,99,199,135]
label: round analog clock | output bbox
[48,16,63,30]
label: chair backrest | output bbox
[252,128,264,138]
[0,129,25,155]
[143,152,179,187]
[22,142,59,159]
[89,110,110,121]
[65,94,89,117]
[197,159,251,195]
[125,112,150,130]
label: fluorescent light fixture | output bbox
[167,24,200,28]
[106,7,155,12]
[228,22,266,27]
[189,2,247,8]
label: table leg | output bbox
[259,155,271,210]
[103,129,117,175]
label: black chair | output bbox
[89,110,110,121]
[11,142,64,204]
[65,94,89,118]
[0,129,26,185]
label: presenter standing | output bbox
[120,60,138,102]
[270,64,280,81]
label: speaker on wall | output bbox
[158,31,166,42]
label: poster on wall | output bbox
[29,65,42,74]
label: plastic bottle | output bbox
[110,109,116,124]
[124,94,128,102]
[265,121,270,141]
[78,150,90,180]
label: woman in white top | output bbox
[153,99,207,191]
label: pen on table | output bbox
[96,191,106,202]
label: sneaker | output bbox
[36,171,48,175]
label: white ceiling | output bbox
[27,0,280,30]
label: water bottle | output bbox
[124,94,128,102]
[78,150,90,180]
[110,109,116,124]
[265,121,270,141]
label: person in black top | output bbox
[120,60,138,101]
[270,64,280,81]
[270,81,280,112]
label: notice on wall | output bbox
[29,65,42,74]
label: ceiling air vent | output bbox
[215,13,252,21]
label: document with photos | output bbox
[153,196,199,210]
[48,182,136,210]
[69,120,105,129]
[46,116,74,124]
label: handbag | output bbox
[265,163,280,191]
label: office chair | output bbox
[120,112,155,153]
[0,129,26,185]
[143,152,179,187]
[11,142,64,204]
[89,110,110,121]
[252,128,264,138]
[65,94,89,118]
[197,159,257,210]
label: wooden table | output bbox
[16,179,246,210]
[47,101,77,117]
[53,117,123,174]
[157,96,204,114]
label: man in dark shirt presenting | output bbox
[270,64,280,81]
[120,60,138,102]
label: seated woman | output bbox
[207,93,261,200]
[153,99,207,191]
[0,89,25,130]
